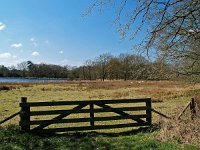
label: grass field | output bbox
[0,80,200,149]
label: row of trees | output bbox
[0,61,69,79]
[0,53,175,81]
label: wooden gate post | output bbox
[90,103,94,128]
[20,97,30,132]
[146,98,152,125]
[190,98,196,120]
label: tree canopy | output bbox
[87,0,200,76]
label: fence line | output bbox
[19,97,152,133]
[178,98,197,120]
[1,96,198,134]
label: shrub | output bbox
[158,117,200,147]
[0,86,11,91]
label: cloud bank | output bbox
[0,22,6,31]
[11,43,22,48]
[32,51,40,56]
[0,52,21,66]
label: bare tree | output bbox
[86,0,200,75]
[107,57,122,80]
[96,53,113,81]
[119,53,132,81]
[84,59,94,80]
[17,61,28,77]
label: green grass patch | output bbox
[1,81,200,149]
[0,125,199,150]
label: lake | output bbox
[0,77,67,83]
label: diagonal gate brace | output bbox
[96,103,146,124]
[32,103,88,131]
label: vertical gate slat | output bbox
[190,98,196,120]
[90,103,94,128]
[146,98,152,125]
[20,97,30,132]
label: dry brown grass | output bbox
[1,80,200,132]
[194,95,200,110]
[83,80,190,90]
[158,106,200,147]
[158,118,200,146]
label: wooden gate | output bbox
[19,97,152,133]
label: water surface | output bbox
[0,77,67,83]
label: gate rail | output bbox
[19,97,152,133]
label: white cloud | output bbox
[189,29,195,33]
[59,59,82,66]
[188,29,200,34]
[59,50,64,54]
[32,51,40,56]
[11,43,22,48]
[0,52,11,59]
[0,52,21,66]
[60,59,69,64]
[30,38,35,42]
[12,55,18,58]
[0,22,6,31]
[30,38,38,47]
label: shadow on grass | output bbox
[35,124,160,138]
[0,124,160,138]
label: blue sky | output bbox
[0,0,142,67]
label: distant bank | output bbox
[0,77,68,83]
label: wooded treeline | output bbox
[0,53,175,81]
